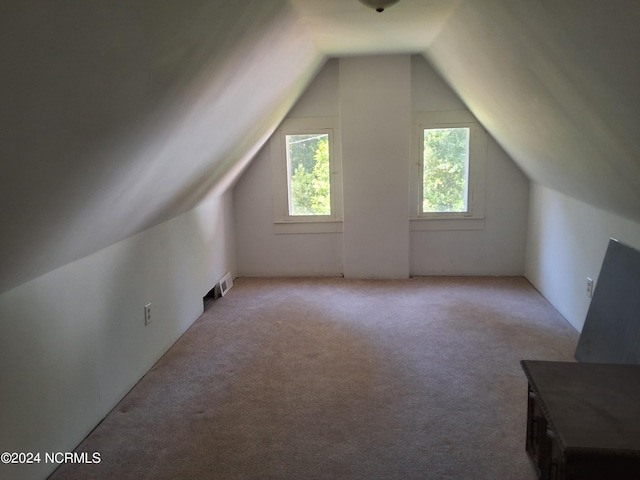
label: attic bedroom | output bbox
[1,1,640,479]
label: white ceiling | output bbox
[1,0,639,293]
[426,0,640,222]
[289,0,461,54]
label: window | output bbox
[422,127,470,213]
[411,111,487,230]
[286,133,331,216]
[271,117,342,233]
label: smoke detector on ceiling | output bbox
[358,0,400,13]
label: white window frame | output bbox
[270,116,343,234]
[410,111,487,231]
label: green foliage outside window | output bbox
[422,127,469,213]
[287,134,330,215]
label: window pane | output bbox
[286,134,330,216]
[422,127,470,213]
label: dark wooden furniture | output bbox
[521,360,640,480]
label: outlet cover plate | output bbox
[586,277,594,298]
[144,303,152,325]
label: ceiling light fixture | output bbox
[358,0,400,13]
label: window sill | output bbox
[410,217,485,231]
[274,221,343,235]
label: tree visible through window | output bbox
[422,127,470,213]
[286,134,330,216]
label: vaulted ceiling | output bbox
[1,0,639,293]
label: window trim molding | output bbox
[410,110,487,230]
[270,116,343,233]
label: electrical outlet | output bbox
[144,303,152,325]
[586,278,594,298]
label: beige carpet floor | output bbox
[50,276,579,479]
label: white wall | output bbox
[234,55,529,278]
[409,141,528,275]
[340,55,411,278]
[233,140,345,277]
[525,183,640,332]
[233,59,344,277]
[409,56,529,275]
[0,192,235,480]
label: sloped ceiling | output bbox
[1,0,639,293]
[426,0,640,223]
[0,0,322,293]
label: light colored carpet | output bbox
[50,277,578,479]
